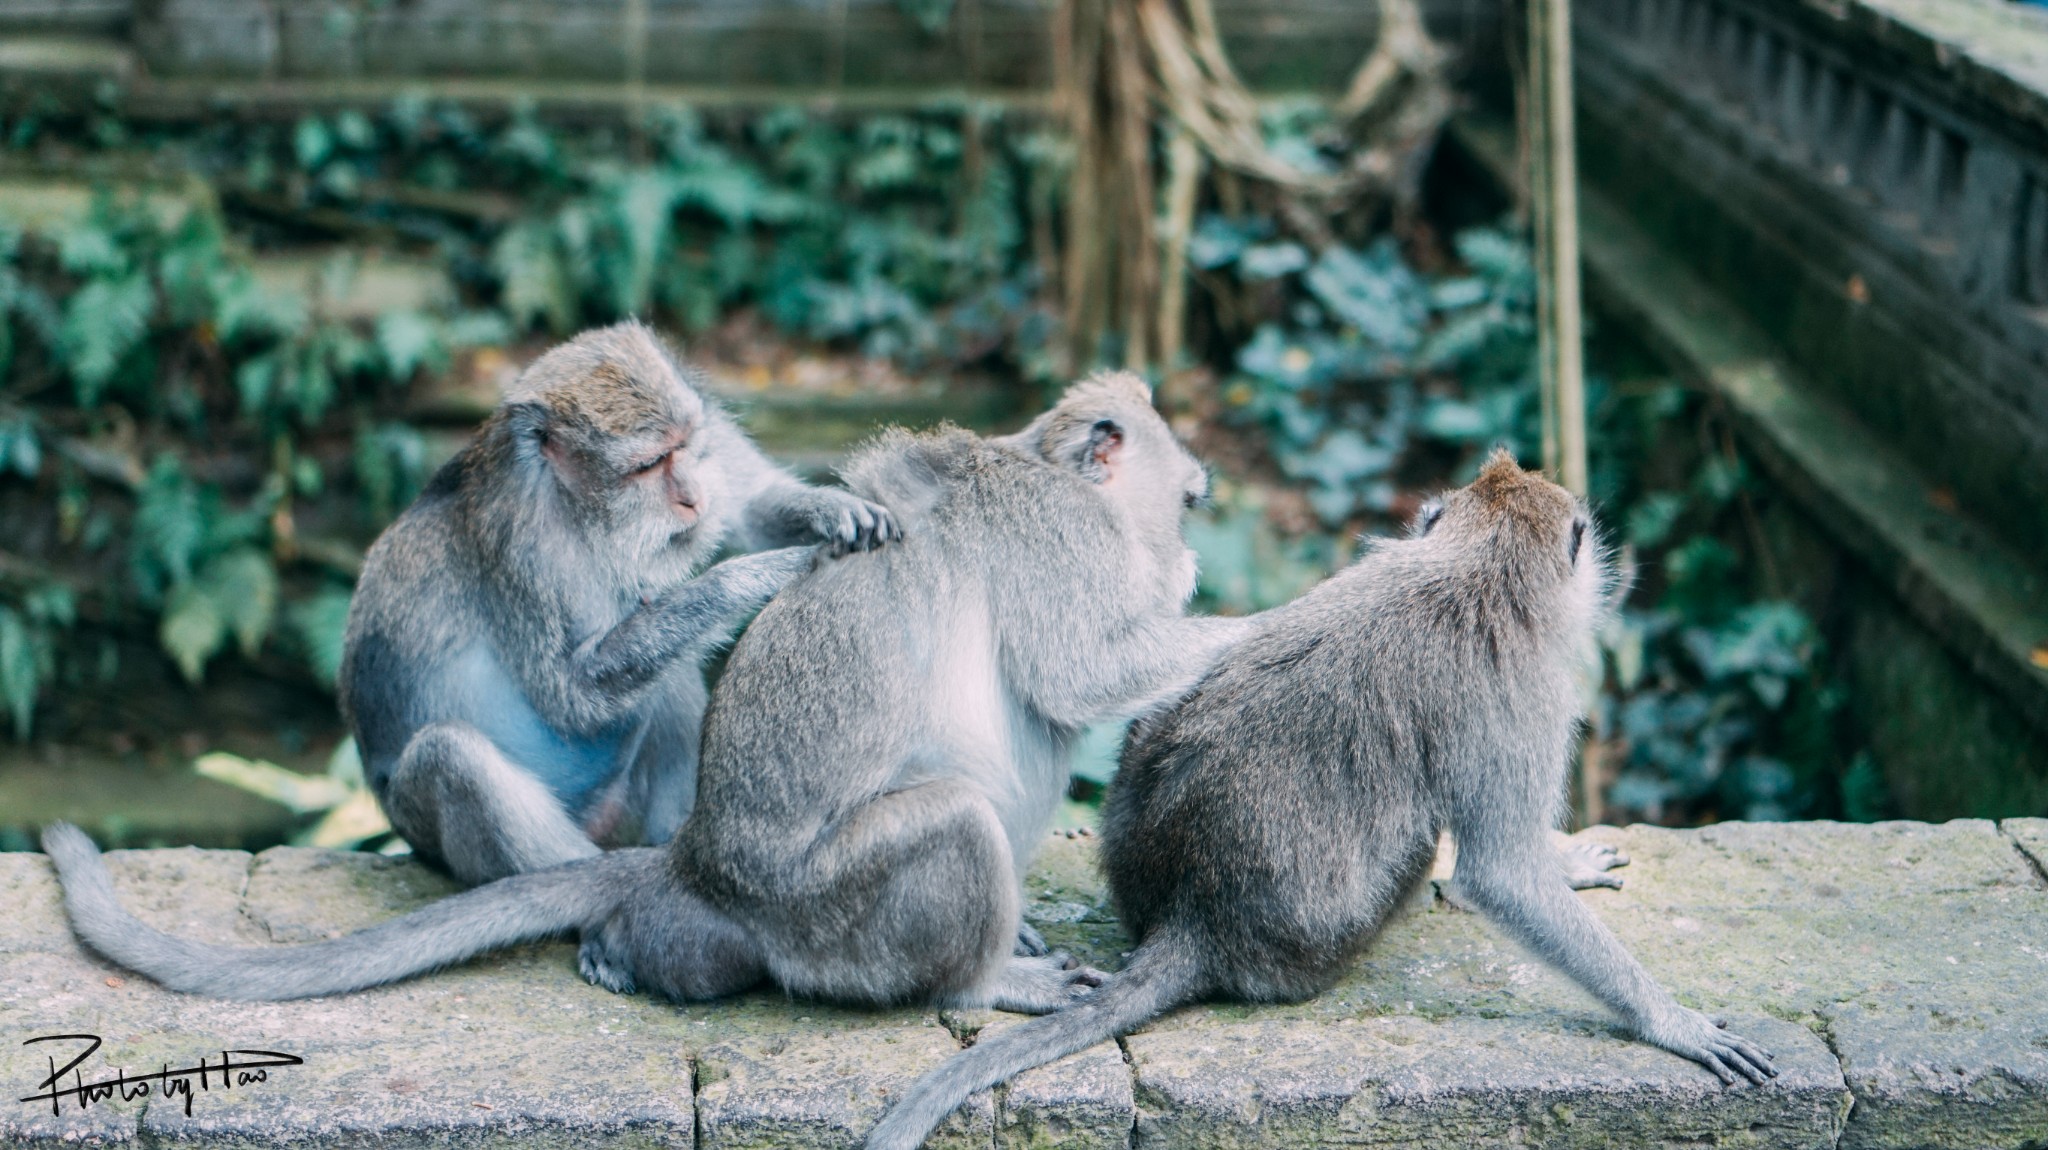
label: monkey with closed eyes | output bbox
[864,450,1776,1150]
[341,320,895,886]
[41,372,1256,1009]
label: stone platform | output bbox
[2,819,2045,1148]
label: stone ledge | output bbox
[2,819,2045,1148]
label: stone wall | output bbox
[1576,0,2048,564]
[1537,0,2048,818]
[4,820,2046,1147]
[2,0,1495,96]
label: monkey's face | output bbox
[597,415,731,582]
[508,322,725,587]
[615,422,705,528]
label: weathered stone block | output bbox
[2003,817,2048,880]
[1126,1013,1846,1149]
[697,1021,991,1150]
[4,822,2047,1147]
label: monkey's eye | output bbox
[1418,502,1444,534]
[1569,517,1587,562]
[628,451,671,477]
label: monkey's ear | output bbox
[1414,500,1445,536]
[1063,418,1124,484]
[505,401,585,490]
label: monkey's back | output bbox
[682,429,1132,911]
[1104,539,1557,1001]
[339,456,484,783]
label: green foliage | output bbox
[0,189,480,731]
[289,586,354,690]
[1185,483,1344,616]
[425,100,1048,368]
[1594,441,1855,824]
[1209,220,1537,530]
[0,586,72,740]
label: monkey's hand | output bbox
[794,487,899,555]
[570,547,817,712]
[1559,839,1629,891]
[1635,1007,1776,1086]
[702,545,818,609]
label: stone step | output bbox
[4,818,2045,1147]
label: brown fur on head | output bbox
[1413,445,1617,636]
[1460,446,1579,550]
[1422,448,1577,548]
[468,322,729,587]
[503,321,706,477]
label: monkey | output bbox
[581,370,1258,1011]
[339,320,896,886]
[862,450,1776,1150]
[40,371,1258,1008]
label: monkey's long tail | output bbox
[40,822,643,1000]
[864,940,1204,1150]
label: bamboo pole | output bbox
[1526,0,1595,828]
[1528,0,1586,498]
[1155,126,1203,374]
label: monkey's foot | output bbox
[577,929,637,996]
[986,953,1109,1015]
[1637,1007,1776,1086]
[1560,840,1629,890]
[1014,922,1049,957]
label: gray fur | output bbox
[41,374,1245,1011]
[38,822,653,1000]
[339,320,896,885]
[866,450,1774,1150]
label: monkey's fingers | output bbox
[1044,953,1110,990]
[1706,1038,1774,1085]
[1685,1043,1742,1086]
[1709,1027,1777,1082]
[849,500,899,550]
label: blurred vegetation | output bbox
[0,93,1869,832]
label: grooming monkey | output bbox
[342,320,895,885]
[42,372,1255,1008]
[865,451,1775,1150]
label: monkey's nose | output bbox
[668,469,701,509]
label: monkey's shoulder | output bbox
[839,427,976,523]
[355,498,467,597]
[843,427,1078,530]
